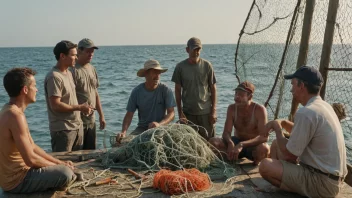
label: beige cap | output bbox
[78,38,98,49]
[137,59,167,77]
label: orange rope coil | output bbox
[153,168,211,195]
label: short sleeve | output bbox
[126,89,137,112]
[46,75,63,98]
[164,86,176,108]
[171,65,181,85]
[93,67,99,88]
[286,111,315,157]
[208,63,217,85]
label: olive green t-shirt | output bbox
[44,67,82,132]
[70,63,99,127]
[171,58,216,115]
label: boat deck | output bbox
[1,150,351,198]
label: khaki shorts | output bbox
[184,113,215,140]
[280,160,342,197]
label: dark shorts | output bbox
[230,136,255,160]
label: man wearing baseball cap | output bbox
[209,81,269,165]
[44,40,93,152]
[116,59,176,143]
[70,38,105,150]
[259,66,347,197]
[171,37,217,140]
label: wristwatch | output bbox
[238,143,243,148]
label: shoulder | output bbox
[46,70,62,82]
[227,104,235,111]
[200,58,212,67]
[158,82,171,90]
[176,59,189,68]
[6,107,25,123]
[131,83,144,93]
[254,103,267,114]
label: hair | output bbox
[297,79,321,94]
[53,40,77,61]
[3,67,36,97]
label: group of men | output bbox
[0,37,347,197]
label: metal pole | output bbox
[288,0,315,121]
[319,0,339,99]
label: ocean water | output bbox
[0,44,351,163]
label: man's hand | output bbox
[116,132,126,144]
[148,122,160,129]
[233,143,243,161]
[179,112,188,124]
[209,112,217,125]
[80,102,94,115]
[58,160,75,170]
[99,116,106,130]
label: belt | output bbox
[301,163,344,182]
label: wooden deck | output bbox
[1,150,352,197]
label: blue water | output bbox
[0,45,238,151]
[0,44,351,163]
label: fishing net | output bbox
[101,124,236,178]
[153,168,211,195]
[66,124,238,197]
[235,0,352,162]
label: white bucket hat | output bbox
[137,59,168,77]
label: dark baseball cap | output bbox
[284,66,323,86]
[187,37,202,50]
[235,81,255,94]
[53,40,77,58]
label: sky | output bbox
[0,0,253,47]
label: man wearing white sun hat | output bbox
[116,59,176,142]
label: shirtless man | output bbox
[0,68,76,193]
[209,81,269,164]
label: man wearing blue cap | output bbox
[259,66,347,197]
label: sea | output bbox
[0,44,351,163]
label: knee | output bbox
[208,138,220,148]
[256,143,270,157]
[56,165,75,186]
[259,158,271,177]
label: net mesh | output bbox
[234,0,352,161]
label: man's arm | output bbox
[49,96,92,115]
[222,105,236,161]
[281,119,294,133]
[121,111,134,135]
[116,111,134,143]
[175,83,186,121]
[11,113,56,168]
[95,90,106,129]
[266,120,297,163]
[209,84,217,124]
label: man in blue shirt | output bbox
[116,60,176,142]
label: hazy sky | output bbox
[0,0,252,47]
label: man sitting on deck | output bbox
[116,60,176,142]
[0,68,76,193]
[259,66,347,197]
[209,81,269,165]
